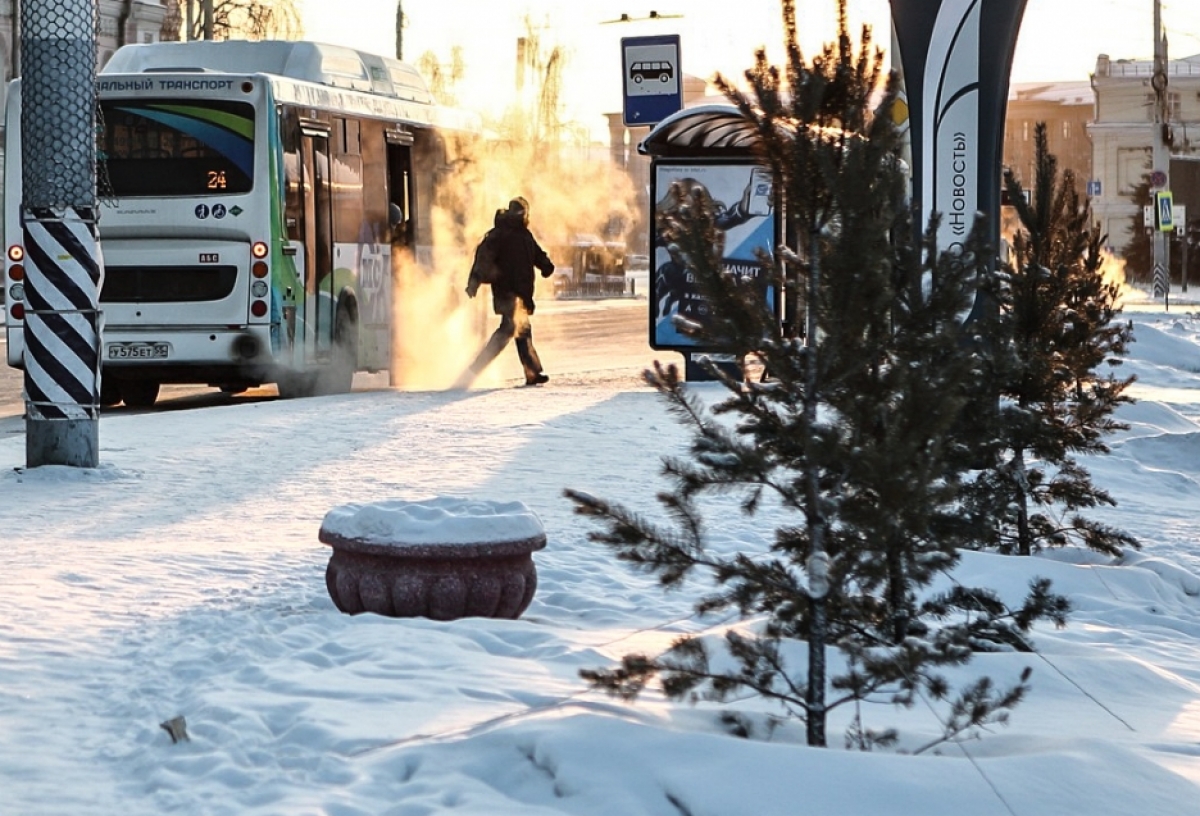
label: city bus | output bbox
[3,39,479,406]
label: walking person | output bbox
[458,197,555,388]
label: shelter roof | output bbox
[638,104,761,157]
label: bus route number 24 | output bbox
[207,170,228,190]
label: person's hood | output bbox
[494,209,523,230]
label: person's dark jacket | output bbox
[489,209,554,313]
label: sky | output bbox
[2,288,1200,813]
[297,0,1200,136]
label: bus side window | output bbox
[282,117,303,241]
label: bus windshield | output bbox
[98,99,255,197]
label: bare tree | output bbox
[416,47,465,105]
[161,0,184,42]
[163,0,303,42]
[500,16,566,147]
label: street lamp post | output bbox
[1151,0,1170,304]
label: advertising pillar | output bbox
[890,0,1028,319]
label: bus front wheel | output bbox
[99,377,121,407]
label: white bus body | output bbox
[3,40,476,406]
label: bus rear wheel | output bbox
[276,372,313,399]
[316,305,357,395]
[120,380,160,408]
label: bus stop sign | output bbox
[621,35,682,127]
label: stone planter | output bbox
[318,497,546,620]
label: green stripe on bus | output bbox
[145,104,254,140]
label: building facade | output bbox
[1089,52,1200,256]
[1003,81,1094,201]
[0,0,172,90]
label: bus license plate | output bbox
[107,342,170,360]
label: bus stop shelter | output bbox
[639,105,780,380]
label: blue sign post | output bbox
[1156,190,1175,232]
[621,34,682,127]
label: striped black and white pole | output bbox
[1152,262,1169,302]
[20,0,103,467]
[22,208,103,465]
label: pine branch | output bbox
[563,489,712,586]
[910,668,1033,755]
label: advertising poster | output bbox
[650,161,777,350]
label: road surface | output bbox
[0,297,684,438]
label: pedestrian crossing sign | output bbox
[1156,191,1175,232]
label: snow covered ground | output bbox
[2,297,1200,815]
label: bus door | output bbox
[299,122,335,364]
[386,131,414,252]
[385,130,414,379]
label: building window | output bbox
[1063,120,1071,140]
[1023,121,1030,141]
[1145,92,1183,121]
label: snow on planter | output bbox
[318,497,546,620]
